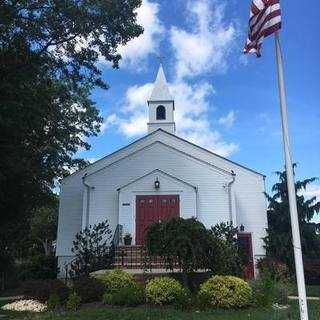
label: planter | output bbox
[123,235,132,246]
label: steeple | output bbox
[149,64,173,101]
[147,64,175,134]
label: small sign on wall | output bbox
[122,203,130,206]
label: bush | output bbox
[18,254,58,281]
[95,270,144,306]
[274,282,290,305]
[47,293,60,311]
[198,275,252,309]
[304,260,320,285]
[257,257,289,282]
[21,279,69,303]
[145,277,189,306]
[69,220,114,278]
[73,277,106,303]
[250,276,290,307]
[66,292,82,311]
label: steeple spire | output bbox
[149,64,173,101]
[147,64,175,134]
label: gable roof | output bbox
[63,129,265,182]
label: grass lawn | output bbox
[0,301,319,320]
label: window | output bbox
[156,105,166,120]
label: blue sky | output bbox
[77,0,319,217]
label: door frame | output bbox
[132,191,181,245]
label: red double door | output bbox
[136,195,179,245]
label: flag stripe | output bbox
[244,0,281,57]
[250,9,281,40]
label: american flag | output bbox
[244,0,282,57]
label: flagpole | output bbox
[274,31,309,320]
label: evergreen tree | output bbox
[264,165,320,271]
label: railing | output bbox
[111,224,123,246]
[114,245,181,271]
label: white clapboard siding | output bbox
[56,130,268,275]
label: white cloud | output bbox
[302,184,320,202]
[103,0,239,158]
[105,79,238,157]
[218,110,236,128]
[170,0,236,79]
[117,0,164,69]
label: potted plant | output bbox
[123,233,132,245]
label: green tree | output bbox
[69,220,113,278]
[30,195,59,256]
[145,218,246,289]
[264,165,320,270]
[208,222,246,277]
[0,0,143,259]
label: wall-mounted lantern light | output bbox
[239,224,245,232]
[154,177,160,189]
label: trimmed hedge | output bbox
[94,269,144,306]
[198,275,252,309]
[146,277,189,306]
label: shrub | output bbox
[250,277,275,307]
[304,260,320,285]
[257,257,290,282]
[21,279,69,303]
[69,220,114,278]
[73,277,106,303]
[47,293,60,311]
[145,218,246,290]
[95,270,144,306]
[145,277,189,306]
[102,282,144,306]
[18,254,58,281]
[274,282,290,305]
[66,292,82,312]
[198,275,252,309]
[250,277,291,307]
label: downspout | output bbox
[82,173,93,228]
[195,186,199,219]
[227,170,237,226]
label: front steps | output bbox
[114,245,166,269]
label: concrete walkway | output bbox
[288,296,320,301]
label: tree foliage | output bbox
[0,0,143,259]
[30,195,59,256]
[145,218,246,288]
[69,220,113,278]
[208,222,246,277]
[264,165,320,270]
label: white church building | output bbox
[56,65,268,278]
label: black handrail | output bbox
[111,224,123,246]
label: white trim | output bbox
[62,129,264,183]
[117,168,197,191]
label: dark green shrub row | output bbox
[21,279,69,303]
